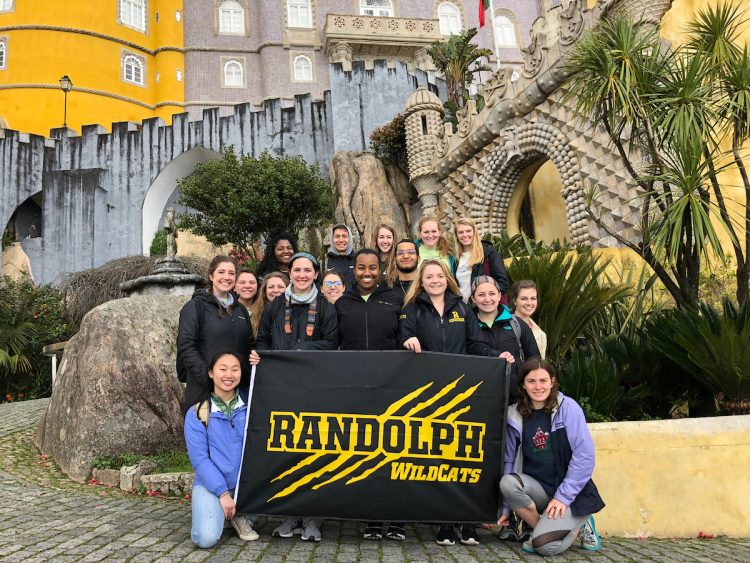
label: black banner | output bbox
[236,350,508,522]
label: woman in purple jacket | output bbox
[499,358,604,556]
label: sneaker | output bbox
[231,515,259,541]
[272,518,300,538]
[579,515,601,551]
[386,523,406,541]
[497,513,520,541]
[435,524,457,546]
[522,539,536,554]
[517,520,532,542]
[459,524,480,545]
[363,523,382,540]
[301,518,321,542]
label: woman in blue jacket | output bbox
[499,358,604,556]
[185,352,257,548]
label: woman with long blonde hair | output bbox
[250,271,288,337]
[452,217,508,303]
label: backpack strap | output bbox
[195,399,211,428]
[509,315,525,364]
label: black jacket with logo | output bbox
[335,285,403,350]
[323,252,356,287]
[398,292,490,356]
[452,240,509,293]
[256,293,339,351]
[176,289,252,411]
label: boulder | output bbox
[329,152,418,246]
[35,295,189,482]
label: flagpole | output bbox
[488,0,499,69]
[233,364,256,504]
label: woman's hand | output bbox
[249,350,261,365]
[497,514,510,527]
[219,493,236,520]
[499,351,515,363]
[545,498,567,520]
[403,337,422,353]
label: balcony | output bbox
[324,14,444,70]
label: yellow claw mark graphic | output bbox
[271,451,327,483]
[267,376,483,499]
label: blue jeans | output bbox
[191,484,225,548]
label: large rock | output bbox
[35,295,189,482]
[329,152,418,246]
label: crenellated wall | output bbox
[0,61,441,284]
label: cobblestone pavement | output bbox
[1,399,748,562]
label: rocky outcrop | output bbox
[1,243,33,281]
[329,152,418,247]
[35,295,188,482]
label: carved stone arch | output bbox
[470,121,588,244]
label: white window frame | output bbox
[223,59,244,87]
[0,40,6,70]
[120,0,147,32]
[219,0,245,34]
[293,55,313,82]
[494,15,517,48]
[288,0,312,28]
[0,0,14,13]
[123,54,145,86]
[360,0,393,17]
[438,2,461,36]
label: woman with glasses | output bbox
[321,270,346,305]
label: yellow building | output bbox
[0,0,184,136]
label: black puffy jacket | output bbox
[398,292,490,356]
[453,241,509,294]
[335,285,403,350]
[323,252,355,287]
[176,289,252,412]
[256,293,339,351]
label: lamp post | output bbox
[59,75,73,128]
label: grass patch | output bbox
[92,449,192,473]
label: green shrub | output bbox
[369,113,408,169]
[149,229,169,256]
[0,276,74,401]
[91,449,192,473]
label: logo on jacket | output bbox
[448,311,465,323]
[265,376,485,501]
[532,427,550,452]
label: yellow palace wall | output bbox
[0,0,184,136]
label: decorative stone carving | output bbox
[435,123,453,158]
[611,0,674,27]
[329,41,353,72]
[456,99,477,138]
[484,68,509,107]
[403,87,444,181]
[559,0,584,46]
[522,29,546,78]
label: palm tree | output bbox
[563,12,745,308]
[0,318,35,397]
[427,28,492,114]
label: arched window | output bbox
[219,0,245,34]
[494,15,517,48]
[120,0,146,32]
[123,55,144,85]
[360,0,393,17]
[288,0,312,28]
[438,2,461,36]
[224,60,244,86]
[0,42,6,70]
[293,55,313,81]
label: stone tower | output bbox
[403,86,445,219]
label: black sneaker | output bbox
[363,523,382,540]
[497,513,520,541]
[459,524,480,545]
[385,523,406,541]
[435,524,457,546]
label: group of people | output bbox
[176,216,603,556]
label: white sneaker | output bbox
[231,515,259,541]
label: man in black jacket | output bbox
[323,223,356,287]
[334,248,405,541]
[390,239,420,299]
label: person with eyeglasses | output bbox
[321,270,346,305]
[387,239,420,299]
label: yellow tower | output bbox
[0,0,184,136]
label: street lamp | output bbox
[59,75,73,128]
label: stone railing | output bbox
[324,14,442,71]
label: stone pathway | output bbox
[1,399,748,562]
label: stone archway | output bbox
[141,147,221,255]
[470,121,588,244]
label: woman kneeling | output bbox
[499,358,603,556]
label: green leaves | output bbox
[178,147,332,257]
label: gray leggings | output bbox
[500,473,588,557]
